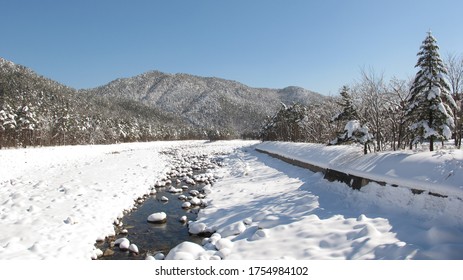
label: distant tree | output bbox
[304,100,338,143]
[0,104,17,148]
[356,68,388,151]
[52,105,70,145]
[406,32,457,151]
[16,104,37,147]
[444,53,463,147]
[260,103,309,142]
[331,85,358,122]
[330,86,372,153]
[386,77,412,150]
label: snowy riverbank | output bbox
[182,143,463,259]
[0,140,254,259]
[255,142,463,199]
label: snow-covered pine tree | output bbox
[407,31,457,151]
[330,86,373,154]
[16,104,37,147]
[331,85,359,122]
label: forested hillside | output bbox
[83,71,323,138]
[0,57,208,148]
[0,57,322,148]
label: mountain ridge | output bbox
[82,70,324,135]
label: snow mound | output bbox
[215,238,234,251]
[250,229,269,241]
[218,221,246,237]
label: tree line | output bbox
[261,32,462,153]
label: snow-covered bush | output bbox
[330,120,373,154]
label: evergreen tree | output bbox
[331,85,358,122]
[406,32,457,151]
[16,104,37,147]
[330,120,373,154]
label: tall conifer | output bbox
[407,32,457,151]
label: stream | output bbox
[95,150,223,260]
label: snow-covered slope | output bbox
[255,142,463,199]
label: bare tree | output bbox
[445,53,463,148]
[356,67,387,151]
[386,77,412,150]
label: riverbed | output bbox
[95,149,224,260]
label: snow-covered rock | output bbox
[185,178,196,185]
[147,212,167,223]
[155,181,166,188]
[160,196,169,202]
[188,222,208,235]
[128,244,139,254]
[168,186,182,193]
[190,197,202,206]
[165,242,206,260]
[189,190,200,196]
[114,237,129,246]
[92,248,103,259]
[154,252,165,260]
[119,239,130,251]
[182,202,192,209]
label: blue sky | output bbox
[1,0,462,95]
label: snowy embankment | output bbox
[181,144,463,260]
[255,141,463,199]
[0,140,253,260]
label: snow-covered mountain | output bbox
[1,56,324,146]
[83,71,324,136]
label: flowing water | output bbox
[95,172,209,260]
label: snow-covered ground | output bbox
[0,140,253,260]
[256,141,463,199]
[182,143,463,260]
[2,140,463,260]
